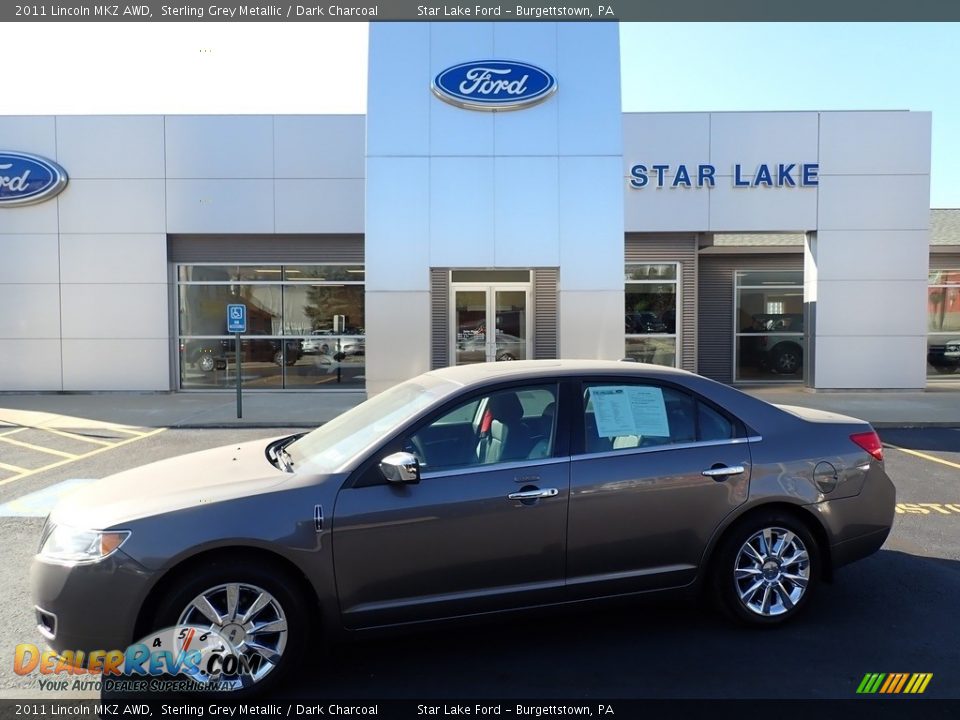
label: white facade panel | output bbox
[165,116,273,179]
[56,116,165,179]
[710,112,819,172]
[59,234,168,285]
[624,182,710,233]
[429,23,495,157]
[365,157,430,292]
[559,290,625,359]
[708,183,818,232]
[364,291,430,396]
[58,179,166,234]
[0,285,61,338]
[274,179,364,234]
[817,174,931,231]
[0,116,57,157]
[815,335,927,389]
[494,157,560,267]
[0,235,59,284]
[815,230,930,282]
[367,23,431,157]
[165,179,274,234]
[815,279,928,337]
[0,202,59,235]
[62,338,169,391]
[559,156,624,291]
[819,111,932,176]
[622,113,711,166]
[0,339,62,391]
[429,157,495,267]
[274,115,366,179]
[557,23,622,157]
[60,284,168,339]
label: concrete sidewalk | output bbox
[0,382,958,430]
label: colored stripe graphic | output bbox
[857,673,932,694]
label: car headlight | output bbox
[38,524,130,565]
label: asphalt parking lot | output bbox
[0,425,957,700]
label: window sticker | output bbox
[590,386,670,439]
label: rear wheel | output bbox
[771,344,802,374]
[711,512,820,626]
[152,560,309,696]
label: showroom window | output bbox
[927,269,960,378]
[734,270,804,382]
[624,263,679,367]
[177,264,365,390]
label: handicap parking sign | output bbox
[227,304,247,333]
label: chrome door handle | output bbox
[701,465,745,478]
[508,488,559,501]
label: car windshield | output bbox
[286,374,461,473]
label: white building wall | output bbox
[365,22,625,395]
[623,110,931,389]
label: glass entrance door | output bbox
[453,286,531,365]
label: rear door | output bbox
[566,378,751,599]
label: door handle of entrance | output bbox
[507,488,559,501]
[701,465,745,479]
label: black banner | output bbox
[4,0,960,22]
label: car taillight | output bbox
[850,431,883,462]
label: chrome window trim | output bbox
[572,435,763,462]
[420,455,571,480]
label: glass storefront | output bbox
[927,268,960,378]
[624,263,678,367]
[177,264,365,390]
[734,270,804,382]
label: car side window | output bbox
[582,383,696,453]
[697,401,735,441]
[406,385,558,473]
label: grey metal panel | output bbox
[929,253,960,270]
[533,268,559,360]
[698,253,803,384]
[625,234,697,373]
[168,235,364,264]
[430,268,450,370]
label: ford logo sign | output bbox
[0,152,69,207]
[432,60,557,111]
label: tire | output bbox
[771,344,802,375]
[710,511,820,627]
[151,559,310,697]
[198,355,216,373]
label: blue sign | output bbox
[629,163,819,190]
[432,60,557,111]
[227,304,247,333]
[0,151,69,207]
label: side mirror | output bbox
[380,452,420,484]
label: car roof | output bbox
[423,359,695,386]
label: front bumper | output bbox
[29,550,155,655]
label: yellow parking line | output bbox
[0,427,26,438]
[0,435,77,458]
[0,427,166,488]
[38,427,117,447]
[885,443,960,470]
[0,460,27,473]
[106,427,150,436]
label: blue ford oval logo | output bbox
[432,60,557,111]
[0,152,69,207]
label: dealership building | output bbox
[1,23,957,396]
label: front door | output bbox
[453,285,532,365]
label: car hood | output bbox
[49,438,291,530]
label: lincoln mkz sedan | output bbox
[31,360,895,693]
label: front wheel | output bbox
[711,513,820,626]
[152,560,310,696]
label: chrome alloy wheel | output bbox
[177,582,288,688]
[734,527,810,617]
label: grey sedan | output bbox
[31,360,895,694]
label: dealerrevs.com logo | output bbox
[14,625,256,692]
[432,60,557,111]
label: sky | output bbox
[5,22,958,206]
